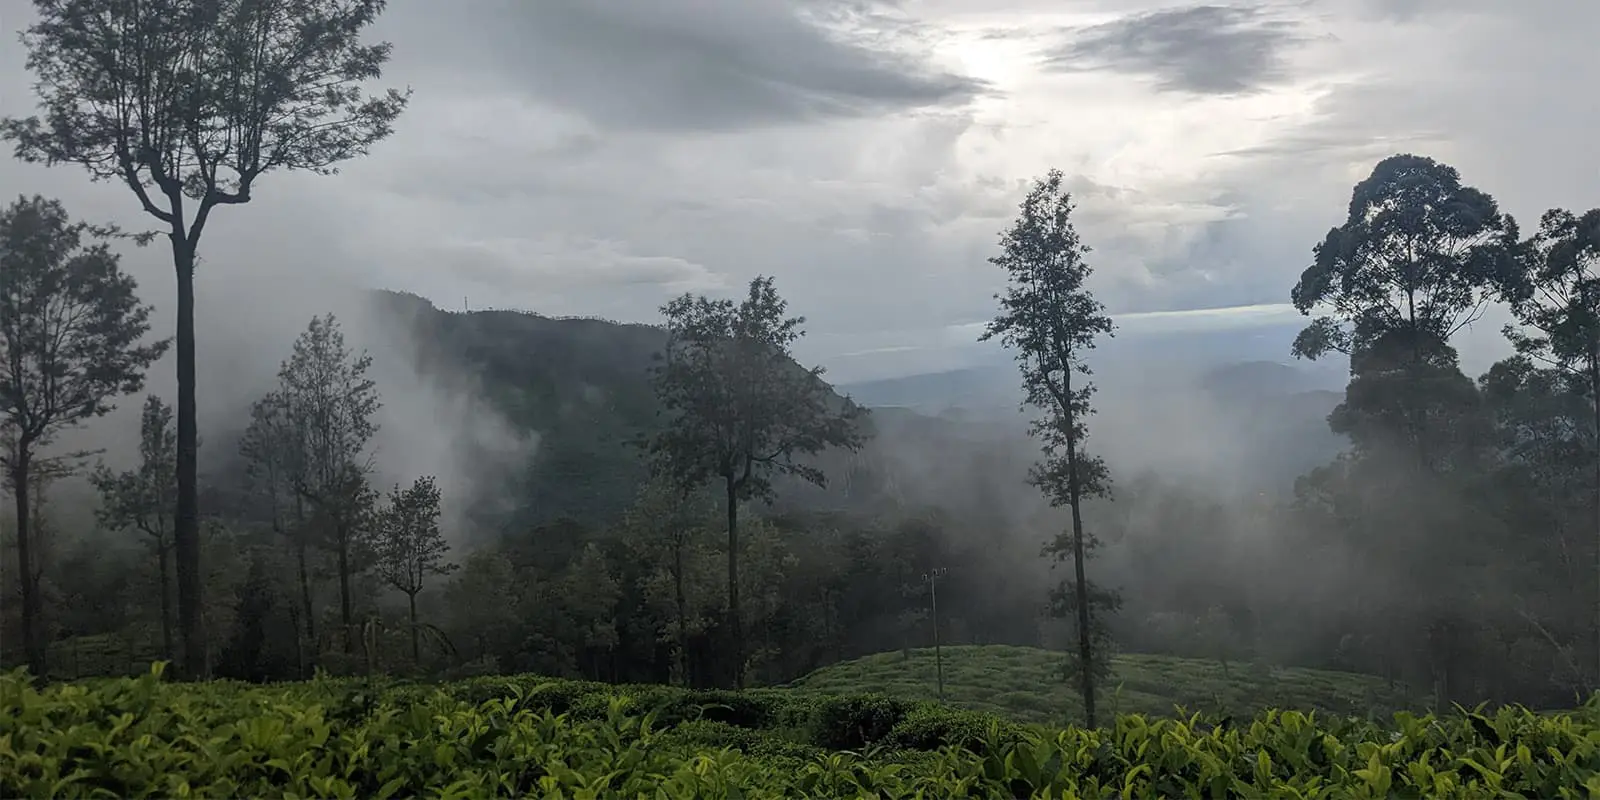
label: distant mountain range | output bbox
[841,358,1349,496]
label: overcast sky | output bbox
[1,0,1595,383]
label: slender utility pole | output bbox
[923,567,947,702]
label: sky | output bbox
[1,0,1596,384]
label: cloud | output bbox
[375,0,988,132]
[1041,4,1309,94]
[2,0,1594,393]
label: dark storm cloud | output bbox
[380,0,987,131]
[1041,4,1306,94]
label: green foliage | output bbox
[1289,154,1514,361]
[4,0,412,682]
[791,646,1416,726]
[1,0,409,206]
[1494,208,1600,371]
[645,275,867,502]
[980,168,1114,505]
[982,167,1117,729]
[88,395,180,663]
[644,275,867,689]
[89,396,178,547]
[0,195,169,450]
[5,666,1600,798]
[1,193,169,680]
[373,475,455,601]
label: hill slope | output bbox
[788,645,1415,725]
[373,291,1049,532]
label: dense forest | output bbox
[2,0,1599,732]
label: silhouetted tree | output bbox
[620,477,716,686]
[646,276,867,688]
[2,0,410,680]
[0,195,167,679]
[1289,154,1514,469]
[374,476,455,661]
[238,391,318,671]
[90,395,178,664]
[981,169,1116,727]
[1495,207,1600,686]
[271,314,380,655]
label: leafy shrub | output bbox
[884,704,1026,754]
[5,666,1600,799]
[808,693,915,750]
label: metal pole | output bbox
[923,567,947,702]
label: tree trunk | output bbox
[293,496,316,670]
[1590,349,1599,693]
[172,243,207,681]
[1062,368,1097,729]
[725,475,743,690]
[295,538,316,669]
[673,536,690,687]
[10,453,46,679]
[408,591,420,662]
[157,545,174,666]
[337,526,353,654]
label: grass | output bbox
[787,645,1416,726]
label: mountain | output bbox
[835,366,1017,416]
[366,292,1349,537]
[375,291,670,529]
[373,292,1034,532]
[840,358,1348,496]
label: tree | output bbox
[1289,154,1514,468]
[238,390,318,671]
[374,475,455,661]
[2,0,410,680]
[645,276,867,689]
[0,195,168,679]
[980,169,1115,728]
[89,395,178,664]
[562,542,621,681]
[1494,207,1600,687]
[620,478,716,686]
[272,314,381,654]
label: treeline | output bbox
[5,154,1600,719]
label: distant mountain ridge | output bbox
[840,358,1348,495]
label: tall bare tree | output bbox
[645,276,867,689]
[90,394,179,664]
[2,0,409,679]
[981,170,1116,728]
[0,195,168,678]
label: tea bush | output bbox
[791,646,1416,725]
[4,665,1599,798]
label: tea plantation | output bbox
[7,664,1600,798]
[789,645,1417,725]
